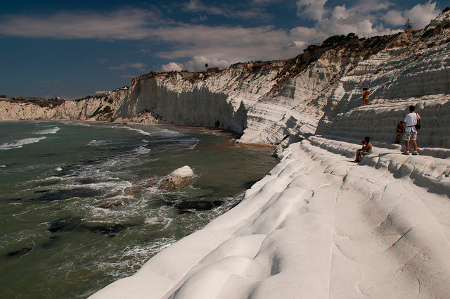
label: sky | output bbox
[0,0,446,100]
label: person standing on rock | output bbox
[363,88,370,105]
[402,105,420,155]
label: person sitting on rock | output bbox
[395,121,405,143]
[355,137,372,163]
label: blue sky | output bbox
[0,0,445,99]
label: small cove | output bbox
[0,121,278,298]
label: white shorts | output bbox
[403,131,417,141]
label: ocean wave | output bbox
[0,136,47,151]
[112,125,179,137]
[93,238,175,278]
[111,125,152,136]
[62,121,92,127]
[134,146,151,155]
[34,127,60,135]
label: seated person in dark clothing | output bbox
[395,121,405,143]
[355,137,372,162]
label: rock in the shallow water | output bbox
[6,247,33,258]
[160,166,195,190]
[123,176,162,195]
[48,217,83,233]
[174,200,224,213]
[49,217,132,236]
[161,197,224,213]
[93,199,124,209]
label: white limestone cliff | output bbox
[1,11,449,151]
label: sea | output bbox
[0,121,277,298]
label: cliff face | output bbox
[1,10,449,149]
[0,89,128,122]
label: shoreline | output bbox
[90,136,450,298]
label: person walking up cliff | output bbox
[363,88,370,105]
[402,105,421,155]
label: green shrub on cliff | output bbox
[323,33,359,45]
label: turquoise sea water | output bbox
[0,121,277,298]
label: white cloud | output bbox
[382,1,440,29]
[349,0,392,14]
[382,10,405,26]
[152,25,306,71]
[309,0,438,39]
[109,63,146,71]
[296,0,327,21]
[153,24,322,72]
[160,62,184,72]
[405,1,440,28]
[0,9,163,39]
[185,56,231,72]
[160,56,238,73]
[331,5,349,20]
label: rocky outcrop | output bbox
[0,89,128,121]
[160,166,195,190]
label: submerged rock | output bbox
[162,197,224,214]
[48,217,133,236]
[123,176,162,195]
[48,217,83,233]
[6,247,33,258]
[174,200,224,214]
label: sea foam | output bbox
[0,136,47,151]
[34,127,60,135]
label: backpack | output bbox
[415,114,421,130]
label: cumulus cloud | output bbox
[306,0,438,39]
[349,0,392,14]
[296,0,327,21]
[160,62,184,72]
[171,56,231,72]
[383,1,440,29]
[382,10,405,26]
[160,56,232,73]
[154,24,323,72]
[331,5,349,20]
[153,24,306,71]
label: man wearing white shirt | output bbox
[403,105,420,155]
